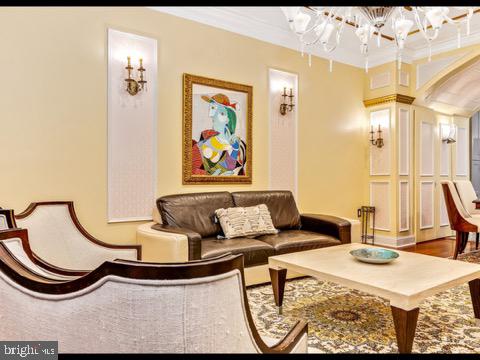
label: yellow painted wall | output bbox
[0,7,367,246]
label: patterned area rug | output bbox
[247,251,480,353]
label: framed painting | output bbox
[183,73,252,184]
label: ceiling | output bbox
[426,57,480,114]
[150,6,480,69]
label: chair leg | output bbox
[454,231,462,259]
[460,232,469,254]
[476,233,479,250]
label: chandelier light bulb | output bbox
[293,11,311,34]
[395,18,413,40]
[355,24,371,45]
[320,23,335,44]
[425,7,449,30]
[280,7,300,22]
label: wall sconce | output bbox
[369,124,384,148]
[280,87,295,115]
[441,123,456,144]
[125,56,147,96]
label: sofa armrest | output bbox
[300,214,351,244]
[151,224,202,260]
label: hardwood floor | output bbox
[398,237,478,258]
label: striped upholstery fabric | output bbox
[215,204,278,239]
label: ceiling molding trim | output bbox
[363,94,416,108]
[412,29,480,60]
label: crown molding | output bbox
[148,7,480,70]
[412,28,480,61]
[363,94,415,108]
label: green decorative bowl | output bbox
[349,248,399,264]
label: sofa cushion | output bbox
[215,204,278,239]
[231,191,301,230]
[256,230,340,255]
[157,192,234,238]
[201,238,274,267]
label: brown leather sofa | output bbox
[152,191,351,267]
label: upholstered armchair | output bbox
[14,202,141,270]
[441,181,480,259]
[0,228,81,280]
[454,180,480,249]
[0,248,308,353]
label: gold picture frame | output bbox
[183,73,253,184]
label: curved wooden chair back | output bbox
[0,250,307,353]
[15,202,141,270]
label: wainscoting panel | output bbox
[398,108,409,176]
[421,121,434,176]
[268,69,297,197]
[440,124,451,176]
[399,181,409,232]
[399,70,410,87]
[456,127,468,176]
[370,109,390,176]
[370,71,391,89]
[107,28,157,222]
[420,181,434,229]
[370,181,390,231]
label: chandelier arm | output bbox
[413,7,437,44]
[297,15,324,37]
[300,6,338,37]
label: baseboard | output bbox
[370,234,416,248]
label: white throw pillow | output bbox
[215,204,279,239]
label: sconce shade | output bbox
[442,123,457,144]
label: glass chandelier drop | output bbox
[280,6,475,72]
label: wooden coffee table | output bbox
[268,243,480,354]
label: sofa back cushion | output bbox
[231,191,301,230]
[157,192,234,237]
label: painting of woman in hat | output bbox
[183,74,252,184]
[191,93,246,176]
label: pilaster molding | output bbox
[363,94,415,108]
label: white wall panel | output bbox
[107,29,157,222]
[420,181,434,229]
[456,127,468,176]
[370,72,391,89]
[398,108,409,176]
[399,181,409,232]
[370,109,390,175]
[399,71,409,87]
[268,69,297,197]
[439,123,450,176]
[370,181,390,231]
[421,122,434,176]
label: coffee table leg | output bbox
[269,267,287,314]
[391,306,419,354]
[469,279,480,320]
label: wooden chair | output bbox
[441,181,480,259]
[0,228,83,279]
[0,246,308,353]
[454,180,480,250]
[14,202,141,270]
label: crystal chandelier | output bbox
[280,6,475,72]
